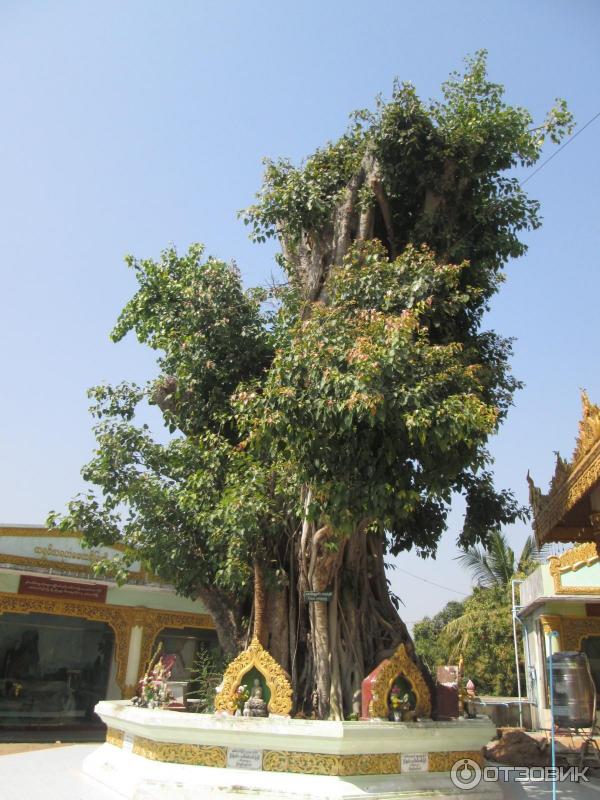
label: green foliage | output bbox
[236,239,523,553]
[49,55,572,665]
[414,589,518,695]
[245,51,573,307]
[48,246,295,611]
[445,586,519,696]
[187,646,227,712]
[242,132,366,246]
[456,530,547,588]
[414,533,546,695]
[112,243,273,436]
[234,50,572,554]
[413,601,464,673]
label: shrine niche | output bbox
[214,637,293,716]
[361,643,431,720]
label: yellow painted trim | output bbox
[214,637,293,716]
[548,542,600,595]
[539,613,600,651]
[104,729,482,775]
[531,394,600,544]
[369,643,432,719]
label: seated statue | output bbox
[242,678,268,717]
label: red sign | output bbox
[18,574,107,603]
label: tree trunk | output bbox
[253,151,429,718]
[196,585,246,658]
[253,559,267,646]
[250,502,416,719]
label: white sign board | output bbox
[401,753,429,773]
[227,748,263,771]
[123,733,135,753]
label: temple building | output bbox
[0,525,216,736]
[519,392,600,728]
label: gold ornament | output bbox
[529,393,600,545]
[429,751,484,772]
[262,751,400,776]
[106,728,124,748]
[368,643,431,719]
[214,637,293,716]
[104,729,482,777]
[133,736,227,767]
[548,542,600,595]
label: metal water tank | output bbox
[550,651,596,728]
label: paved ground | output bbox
[0,745,122,800]
[0,741,75,756]
[1,744,600,799]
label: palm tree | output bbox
[442,532,549,664]
[455,531,548,589]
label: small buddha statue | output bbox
[242,678,268,717]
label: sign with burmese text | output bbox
[227,748,263,770]
[401,753,429,773]
[18,574,107,603]
[303,591,333,603]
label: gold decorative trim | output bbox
[529,393,600,544]
[0,527,91,539]
[368,643,432,719]
[263,751,401,776]
[133,735,227,767]
[539,615,563,644]
[103,733,484,776]
[0,591,214,695]
[558,617,600,652]
[549,542,600,595]
[429,751,484,772]
[574,392,600,464]
[106,728,124,748]
[539,614,600,652]
[0,591,132,692]
[0,552,147,583]
[214,637,293,716]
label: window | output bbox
[0,612,114,729]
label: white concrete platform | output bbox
[84,742,498,799]
[1,744,599,800]
[87,701,502,799]
[94,699,496,754]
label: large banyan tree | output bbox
[50,53,572,719]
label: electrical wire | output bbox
[393,566,469,597]
[521,109,600,186]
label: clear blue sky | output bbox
[1,1,599,626]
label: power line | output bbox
[459,108,599,244]
[521,109,600,186]
[394,566,469,597]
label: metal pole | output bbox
[548,630,559,800]
[511,579,524,729]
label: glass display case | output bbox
[0,611,115,729]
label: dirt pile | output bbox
[484,730,550,767]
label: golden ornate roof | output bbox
[528,392,600,545]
